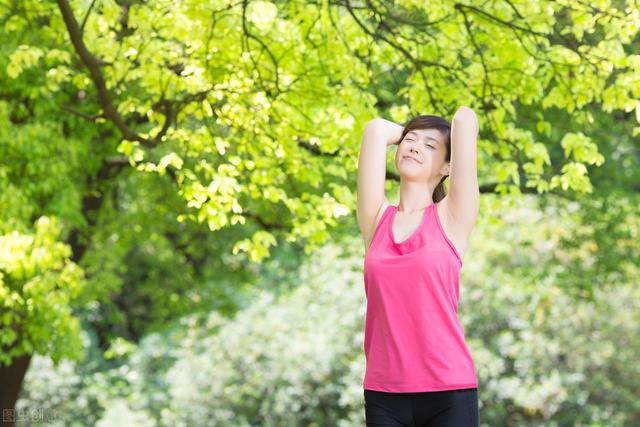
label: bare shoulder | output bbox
[436,195,476,261]
[362,198,391,255]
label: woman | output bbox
[356,108,481,427]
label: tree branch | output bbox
[55,0,214,149]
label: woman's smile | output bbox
[403,155,422,164]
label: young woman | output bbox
[356,109,481,426]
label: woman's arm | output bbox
[356,118,404,252]
[447,107,481,225]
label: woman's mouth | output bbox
[403,156,421,164]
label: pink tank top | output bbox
[362,202,478,392]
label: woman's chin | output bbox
[398,169,426,180]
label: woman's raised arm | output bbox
[356,118,404,252]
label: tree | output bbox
[1,0,638,421]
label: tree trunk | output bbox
[0,354,32,427]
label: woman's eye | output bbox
[406,138,433,149]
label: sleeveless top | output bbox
[362,202,478,392]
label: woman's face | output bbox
[395,128,447,182]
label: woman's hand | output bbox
[366,118,405,147]
[452,106,479,134]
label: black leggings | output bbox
[364,387,479,427]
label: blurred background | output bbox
[0,0,639,426]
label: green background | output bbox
[1,0,639,425]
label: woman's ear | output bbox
[441,162,451,177]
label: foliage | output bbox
[1,0,639,424]
[17,195,640,425]
[0,217,86,365]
